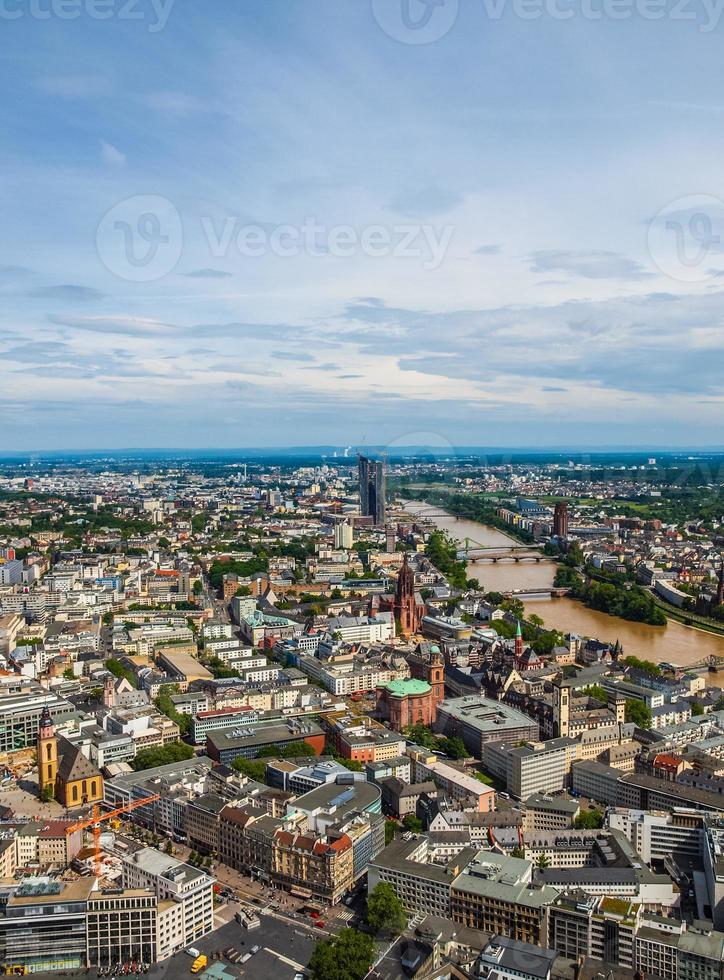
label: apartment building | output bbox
[408,749,496,812]
[523,794,581,832]
[368,835,472,919]
[190,706,259,744]
[86,889,158,968]
[450,850,559,945]
[121,848,214,957]
[607,808,704,864]
[481,738,579,799]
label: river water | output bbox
[402,501,724,669]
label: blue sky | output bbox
[2,0,724,449]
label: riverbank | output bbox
[402,500,724,668]
[399,488,534,545]
[651,595,724,638]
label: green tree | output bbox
[255,740,319,759]
[424,530,468,590]
[232,757,267,782]
[106,657,138,688]
[581,684,608,704]
[714,696,724,712]
[439,736,467,760]
[511,845,525,859]
[573,809,604,829]
[501,598,525,620]
[41,784,54,802]
[192,580,203,595]
[154,684,191,735]
[307,928,376,980]
[366,882,407,935]
[131,741,194,771]
[565,542,584,567]
[625,699,652,729]
[384,819,397,846]
[536,854,551,870]
[691,701,705,716]
[621,655,661,676]
[402,814,423,833]
[402,723,438,750]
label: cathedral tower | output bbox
[37,706,58,798]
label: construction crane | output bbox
[68,793,160,878]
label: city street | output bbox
[22,912,314,980]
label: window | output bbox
[73,784,79,802]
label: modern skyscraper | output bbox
[358,454,386,525]
[553,501,569,539]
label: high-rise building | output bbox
[553,502,568,539]
[385,525,397,553]
[717,561,724,608]
[358,454,386,525]
[334,521,353,550]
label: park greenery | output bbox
[621,655,661,675]
[488,616,565,657]
[573,809,605,829]
[625,699,653,729]
[307,927,377,980]
[105,657,138,688]
[402,723,466,759]
[424,529,469,590]
[154,684,191,735]
[401,488,535,543]
[554,564,666,626]
[131,741,194,771]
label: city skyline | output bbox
[2,2,723,449]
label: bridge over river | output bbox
[455,541,547,562]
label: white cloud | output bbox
[99,140,127,167]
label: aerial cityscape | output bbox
[4,0,724,978]
[0,450,722,980]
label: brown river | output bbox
[402,501,724,670]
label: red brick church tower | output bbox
[395,553,421,637]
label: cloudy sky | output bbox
[2,0,724,450]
